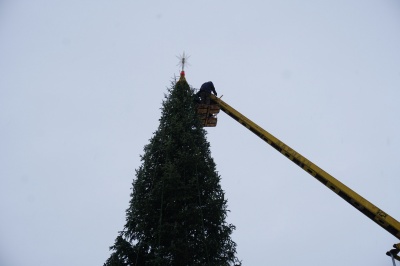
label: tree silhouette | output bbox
[104,75,240,266]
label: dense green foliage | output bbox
[104,78,240,266]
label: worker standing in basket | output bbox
[196,81,217,104]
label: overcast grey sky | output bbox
[1,1,400,266]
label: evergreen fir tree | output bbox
[104,75,240,266]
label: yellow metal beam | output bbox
[211,94,400,241]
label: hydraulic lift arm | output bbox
[210,94,400,258]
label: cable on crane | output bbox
[387,245,400,265]
[390,252,397,266]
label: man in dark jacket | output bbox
[196,81,217,104]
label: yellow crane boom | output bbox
[209,94,400,260]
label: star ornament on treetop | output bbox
[176,52,190,72]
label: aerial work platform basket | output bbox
[196,102,220,127]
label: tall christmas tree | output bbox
[104,71,240,265]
